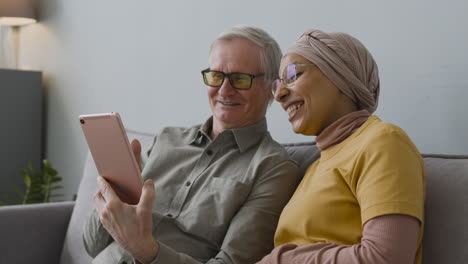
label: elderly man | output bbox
[83,25,299,264]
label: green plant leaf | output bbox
[5,194,20,204]
[21,172,32,187]
[10,184,25,198]
[27,162,34,172]
[43,160,58,175]
[30,186,42,191]
[10,159,64,205]
[27,193,41,198]
[45,168,58,176]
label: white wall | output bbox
[16,0,468,199]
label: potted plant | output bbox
[0,160,63,205]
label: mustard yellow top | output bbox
[274,116,425,264]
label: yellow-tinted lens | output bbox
[204,71,224,86]
[231,74,252,89]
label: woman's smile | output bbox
[285,101,304,121]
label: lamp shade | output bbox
[0,0,36,26]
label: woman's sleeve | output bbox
[256,214,420,264]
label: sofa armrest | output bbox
[0,201,75,264]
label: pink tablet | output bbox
[79,112,143,205]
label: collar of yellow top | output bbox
[320,115,380,161]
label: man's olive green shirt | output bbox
[83,117,299,264]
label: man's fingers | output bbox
[138,179,155,210]
[97,176,119,202]
[93,190,106,213]
[131,139,142,170]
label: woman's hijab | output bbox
[284,29,380,113]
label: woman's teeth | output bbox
[287,103,303,115]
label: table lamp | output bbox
[0,0,37,69]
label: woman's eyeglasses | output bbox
[201,68,264,90]
[271,63,316,95]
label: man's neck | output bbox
[210,122,225,140]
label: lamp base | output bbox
[0,26,19,69]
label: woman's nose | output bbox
[274,84,289,102]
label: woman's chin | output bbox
[291,121,317,136]
[291,122,306,135]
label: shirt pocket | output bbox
[207,176,243,191]
[178,176,250,246]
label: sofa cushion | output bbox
[421,154,468,264]
[59,129,155,264]
[282,142,320,178]
[0,201,74,264]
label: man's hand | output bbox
[94,176,159,264]
[131,139,142,170]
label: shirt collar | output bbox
[188,117,268,152]
[231,118,268,152]
[187,117,213,145]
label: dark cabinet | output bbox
[0,69,42,198]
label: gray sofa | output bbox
[1,129,467,264]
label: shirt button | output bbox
[207,150,213,155]
[166,214,173,218]
[186,181,191,187]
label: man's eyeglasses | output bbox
[271,63,316,95]
[201,69,264,90]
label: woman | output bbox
[257,30,425,264]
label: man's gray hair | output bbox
[209,25,282,93]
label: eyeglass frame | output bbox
[201,68,264,90]
[271,63,317,95]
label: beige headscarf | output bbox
[284,29,380,113]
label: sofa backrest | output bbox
[61,130,468,264]
[420,154,468,263]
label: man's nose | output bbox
[218,77,236,96]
